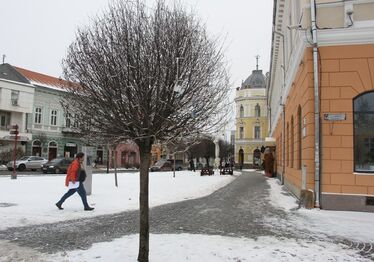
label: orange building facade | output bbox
[268,0,374,212]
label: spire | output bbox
[255,55,260,70]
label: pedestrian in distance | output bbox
[189,159,195,172]
[55,152,94,211]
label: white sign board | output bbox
[324,113,346,121]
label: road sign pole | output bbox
[10,124,19,180]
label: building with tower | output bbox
[234,58,273,168]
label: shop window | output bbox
[354,91,374,172]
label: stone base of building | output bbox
[321,193,374,212]
[282,176,302,200]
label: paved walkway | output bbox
[0,171,373,260]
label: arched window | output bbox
[32,140,41,147]
[291,116,294,168]
[49,141,57,147]
[32,140,42,157]
[354,91,374,172]
[240,105,244,118]
[297,106,302,169]
[255,104,261,117]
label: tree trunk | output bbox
[137,138,152,262]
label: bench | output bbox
[220,167,233,175]
[200,167,214,176]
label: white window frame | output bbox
[34,107,42,124]
[65,112,72,128]
[11,90,19,106]
[50,109,58,126]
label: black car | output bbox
[41,158,73,174]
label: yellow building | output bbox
[235,63,272,168]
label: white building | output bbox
[0,74,34,154]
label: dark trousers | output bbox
[57,182,89,209]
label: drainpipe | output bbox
[274,30,286,185]
[282,104,285,184]
[310,0,321,208]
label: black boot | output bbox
[84,207,94,211]
[55,203,63,210]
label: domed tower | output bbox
[234,57,270,168]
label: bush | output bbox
[0,147,24,164]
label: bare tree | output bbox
[61,1,230,261]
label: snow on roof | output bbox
[13,66,77,91]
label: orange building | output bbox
[268,0,374,212]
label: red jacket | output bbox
[65,159,80,186]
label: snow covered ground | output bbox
[1,170,374,261]
[0,170,235,230]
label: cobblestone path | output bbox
[0,171,373,260]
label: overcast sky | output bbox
[0,0,273,91]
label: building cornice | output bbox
[318,25,374,46]
[0,78,34,89]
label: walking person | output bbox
[189,159,195,172]
[55,152,94,211]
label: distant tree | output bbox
[61,1,229,261]
[218,139,234,164]
[189,137,215,167]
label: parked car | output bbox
[7,156,48,171]
[150,159,173,172]
[167,159,185,171]
[195,162,204,170]
[41,157,74,174]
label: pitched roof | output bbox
[0,63,30,84]
[13,66,74,91]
